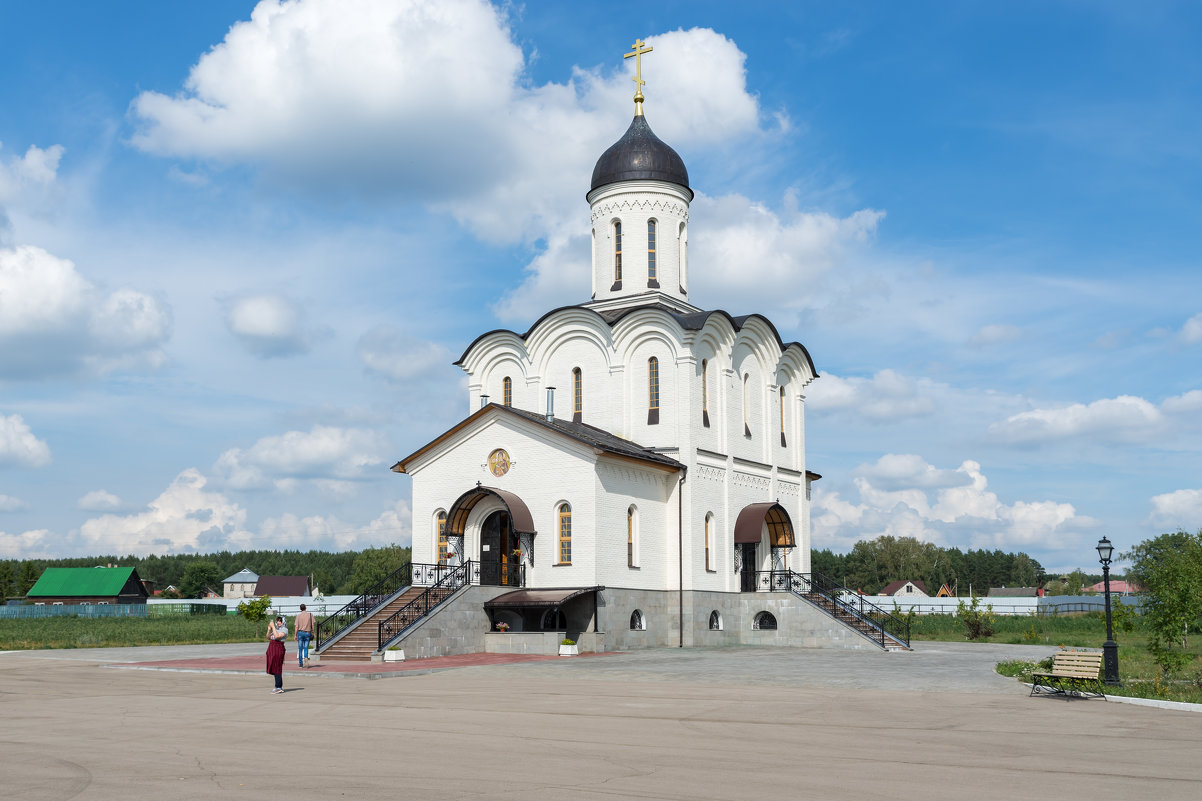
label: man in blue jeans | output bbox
[294,603,315,667]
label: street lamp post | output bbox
[1096,536,1120,685]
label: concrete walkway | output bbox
[2,641,1199,800]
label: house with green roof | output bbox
[26,567,149,605]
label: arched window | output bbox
[627,505,639,568]
[743,373,751,438]
[502,376,512,407]
[613,220,623,284]
[709,610,722,631]
[701,359,710,427]
[557,503,572,565]
[647,219,658,285]
[540,608,566,631]
[572,367,582,422]
[753,611,778,631]
[630,609,645,631]
[704,513,714,572]
[678,222,688,290]
[648,357,660,425]
[779,386,787,447]
[437,511,448,565]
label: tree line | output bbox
[0,535,1122,601]
[810,535,1101,596]
[0,545,412,600]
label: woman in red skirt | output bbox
[266,615,287,694]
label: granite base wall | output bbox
[599,588,879,651]
[389,585,877,659]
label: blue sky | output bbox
[1,0,1199,573]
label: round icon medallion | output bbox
[488,448,510,477]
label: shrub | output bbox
[955,596,996,640]
[561,638,576,646]
[236,595,272,623]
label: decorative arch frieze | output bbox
[590,198,690,223]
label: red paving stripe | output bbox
[119,650,616,675]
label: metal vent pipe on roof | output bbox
[545,387,556,421]
[480,394,489,409]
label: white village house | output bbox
[317,43,908,661]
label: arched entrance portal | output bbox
[444,485,536,587]
[734,502,796,593]
[479,510,519,586]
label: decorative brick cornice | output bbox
[591,198,690,224]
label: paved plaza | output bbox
[1,641,1199,800]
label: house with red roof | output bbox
[878,580,928,597]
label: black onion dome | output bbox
[589,115,692,199]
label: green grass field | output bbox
[908,611,1202,704]
[0,614,261,649]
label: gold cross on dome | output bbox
[624,38,653,114]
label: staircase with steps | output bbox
[798,588,909,650]
[319,587,426,662]
[758,570,911,650]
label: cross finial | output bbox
[624,38,653,116]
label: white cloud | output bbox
[1148,488,1202,528]
[969,323,1022,347]
[55,471,411,558]
[0,142,64,247]
[130,0,525,193]
[1162,389,1202,414]
[223,293,319,358]
[692,196,883,297]
[0,528,52,558]
[0,413,51,468]
[130,1,799,322]
[441,26,769,246]
[491,233,589,323]
[0,245,171,378]
[807,369,936,422]
[77,490,122,511]
[131,6,765,233]
[813,455,1089,555]
[258,498,412,551]
[856,454,973,491]
[986,389,1202,449]
[212,424,387,491]
[499,193,884,326]
[78,469,252,555]
[0,143,63,214]
[1180,313,1202,344]
[990,394,1162,444]
[356,325,452,380]
[0,494,26,512]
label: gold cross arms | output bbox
[624,38,653,114]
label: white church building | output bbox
[319,44,907,661]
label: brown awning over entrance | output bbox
[446,485,536,536]
[734,502,795,547]
[484,586,603,609]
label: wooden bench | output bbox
[1030,650,1104,698]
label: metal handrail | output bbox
[377,561,473,650]
[315,560,413,649]
[760,570,911,648]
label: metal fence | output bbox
[0,603,150,619]
[0,602,230,619]
[861,594,1144,617]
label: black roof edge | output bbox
[454,303,817,378]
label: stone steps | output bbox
[318,587,427,661]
